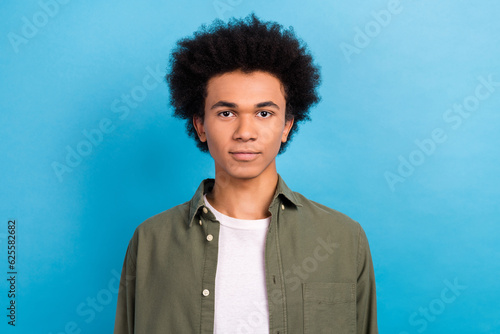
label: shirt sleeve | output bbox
[356,225,378,333]
[114,232,138,334]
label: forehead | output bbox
[205,70,286,102]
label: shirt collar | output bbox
[187,173,302,228]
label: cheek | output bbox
[260,123,284,144]
[205,129,227,154]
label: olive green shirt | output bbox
[114,173,378,333]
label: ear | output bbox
[193,115,207,142]
[281,116,294,143]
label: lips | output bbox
[230,151,260,161]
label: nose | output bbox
[233,115,257,141]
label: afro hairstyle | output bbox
[165,12,321,155]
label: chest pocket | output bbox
[302,282,356,334]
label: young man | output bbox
[114,13,378,334]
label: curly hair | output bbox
[165,12,321,155]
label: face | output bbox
[193,70,294,181]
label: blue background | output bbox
[1,0,499,333]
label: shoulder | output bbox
[132,199,191,238]
[292,191,363,235]
[122,200,193,268]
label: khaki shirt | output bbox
[114,173,378,333]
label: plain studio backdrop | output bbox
[1,0,499,333]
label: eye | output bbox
[258,111,273,118]
[218,111,234,118]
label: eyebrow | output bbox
[209,100,280,110]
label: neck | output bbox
[206,168,278,220]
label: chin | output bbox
[218,166,264,181]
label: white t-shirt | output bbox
[204,193,271,334]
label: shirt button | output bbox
[202,207,208,214]
[202,289,210,297]
[206,234,213,241]
[198,219,203,226]
[281,204,285,210]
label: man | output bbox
[114,13,378,334]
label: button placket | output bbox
[265,201,287,333]
[199,205,219,333]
